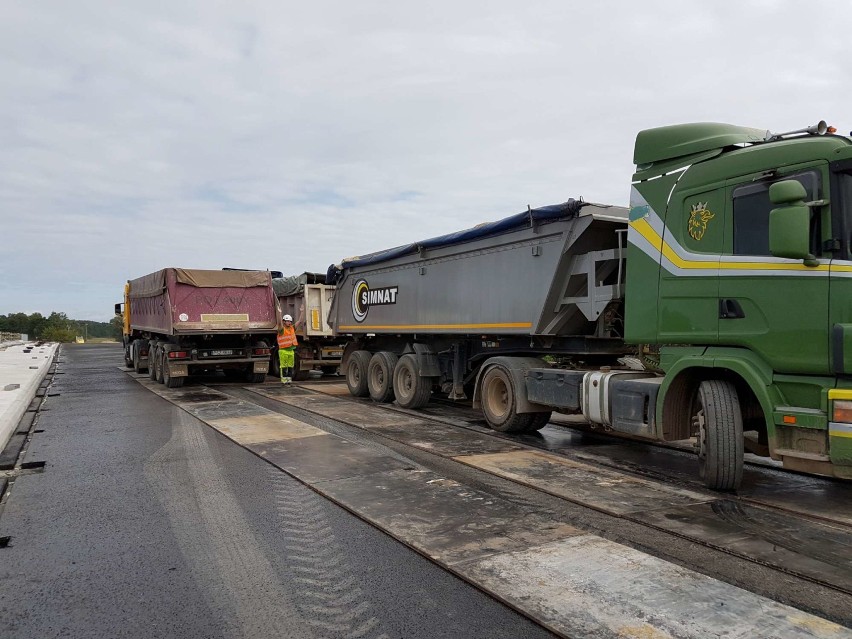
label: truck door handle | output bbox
[719,299,745,319]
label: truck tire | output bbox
[133,343,147,374]
[694,379,744,491]
[124,344,133,368]
[393,354,432,409]
[346,350,372,397]
[269,349,280,378]
[480,366,534,433]
[245,362,266,384]
[163,358,185,388]
[292,350,311,381]
[155,347,165,384]
[148,343,158,381]
[368,351,398,403]
[525,411,552,432]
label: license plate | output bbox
[210,349,234,356]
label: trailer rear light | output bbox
[833,400,852,423]
[168,351,189,359]
[253,348,271,356]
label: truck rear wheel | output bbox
[293,350,311,381]
[480,366,533,433]
[368,351,398,403]
[148,343,158,381]
[346,350,372,397]
[163,358,185,388]
[132,343,147,374]
[393,354,432,409]
[693,380,743,490]
[525,411,552,432]
[155,348,165,384]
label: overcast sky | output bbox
[1,1,849,320]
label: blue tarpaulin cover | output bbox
[326,199,585,282]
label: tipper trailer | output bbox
[270,272,347,379]
[117,268,279,387]
[328,120,852,490]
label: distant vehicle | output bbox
[328,120,852,490]
[116,267,279,387]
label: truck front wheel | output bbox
[480,366,533,433]
[346,350,372,397]
[393,354,432,409]
[693,380,744,491]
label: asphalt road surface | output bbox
[0,344,555,639]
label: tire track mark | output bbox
[144,407,307,638]
[267,468,390,639]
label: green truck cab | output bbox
[627,120,852,488]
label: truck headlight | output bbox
[833,400,852,424]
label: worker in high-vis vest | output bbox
[277,314,298,384]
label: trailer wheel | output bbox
[393,354,432,409]
[148,343,158,381]
[163,358,185,388]
[368,352,398,403]
[693,380,743,491]
[525,411,552,432]
[346,350,372,397]
[480,366,533,433]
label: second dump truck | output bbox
[117,267,279,387]
[270,272,347,379]
[328,120,852,491]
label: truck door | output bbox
[718,165,830,375]
[656,185,724,344]
[830,164,852,375]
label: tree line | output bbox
[0,312,122,343]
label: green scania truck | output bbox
[330,120,852,490]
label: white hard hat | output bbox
[283,314,293,322]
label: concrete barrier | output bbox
[0,342,58,452]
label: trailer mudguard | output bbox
[656,346,781,441]
[473,356,552,414]
[406,343,441,378]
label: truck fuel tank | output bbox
[582,371,659,431]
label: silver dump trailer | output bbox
[271,273,347,379]
[327,199,632,431]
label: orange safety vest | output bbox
[277,326,297,349]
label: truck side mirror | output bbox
[114,303,123,316]
[768,180,817,266]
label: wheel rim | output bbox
[485,376,509,420]
[692,399,707,479]
[350,363,361,385]
[399,367,413,399]
[370,364,384,390]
